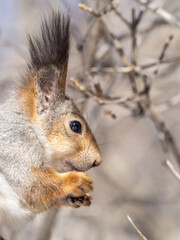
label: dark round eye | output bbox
[70,121,82,134]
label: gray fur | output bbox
[0,98,45,187]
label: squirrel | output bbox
[0,8,102,226]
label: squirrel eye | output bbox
[70,121,82,134]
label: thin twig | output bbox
[128,8,145,115]
[127,215,148,240]
[70,77,139,105]
[114,19,166,43]
[164,159,180,181]
[151,35,174,81]
[109,1,130,27]
[148,105,180,167]
[90,55,180,73]
[159,35,174,62]
[78,3,114,17]
[102,18,130,66]
[90,66,140,73]
[135,0,180,28]
[139,35,174,108]
[140,56,180,70]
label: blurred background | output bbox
[0,0,180,239]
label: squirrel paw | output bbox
[61,171,93,208]
[62,171,93,197]
[67,193,92,208]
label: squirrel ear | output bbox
[34,66,67,115]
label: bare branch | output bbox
[135,0,180,28]
[164,159,180,181]
[140,56,180,70]
[90,66,140,73]
[150,35,174,82]
[109,1,130,27]
[127,215,148,240]
[91,54,180,73]
[78,3,115,17]
[102,19,130,66]
[70,77,139,105]
[159,35,174,62]
[148,105,180,167]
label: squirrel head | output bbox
[18,66,102,172]
[45,98,102,172]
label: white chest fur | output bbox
[0,174,32,226]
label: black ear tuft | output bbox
[28,10,70,71]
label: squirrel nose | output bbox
[92,157,102,168]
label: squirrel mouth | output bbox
[63,162,83,172]
[53,160,83,173]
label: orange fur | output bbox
[22,167,93,213]
[17,75,37,121]
[46,113,102,170]
[47,116,81,148]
